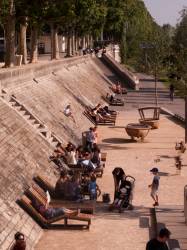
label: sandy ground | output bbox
[35,109,187,250]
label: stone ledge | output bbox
[102,53,139,90]
[0,56,90,88]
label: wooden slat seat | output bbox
[18,195,91,230]
[27,184,95,214]
[83,110,116,126]
[33,175,96,212]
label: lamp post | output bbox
[140,42,158,106]
[154,63,158,106]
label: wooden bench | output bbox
[84,110,116,125]
[104,96,124,106]
[18,195,91,230]
[27,184,95,214]
[68,164,104,178]
[33,175,96,212]
[83,108,116,126]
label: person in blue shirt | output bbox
[148,167,160,206]
[88,175,97,200]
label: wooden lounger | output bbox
[83,110,96,125]
[109,99,124,106]
[96,116,115,126]
[18,195,91,230]
[68,164,104,178]
[84,108,116,126]
[34,175,97,209]
[27,185,95,214]
[105,96,124,107]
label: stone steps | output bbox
[156,206,187,250]
[0,89,63,148]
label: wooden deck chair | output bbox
[18,195,91,230]
[85,107,116,125]
[68,164,104,178]
[27,184,95,214]
[33,175,56,196]
[96,116,115,126]
[110,99,124,106]
[83,110,96,125]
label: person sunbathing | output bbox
[65,145,77,166]
[52,143,66,158]
[96,112,114,122]
[80,152,97,172]
[111,84,117,92]
[91,145,101,168]
[116,82,122,94]
[33,198,78,219]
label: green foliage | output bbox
[169,8,187,95]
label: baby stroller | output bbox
[110,175,135,213]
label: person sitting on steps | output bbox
[63,104,76,124]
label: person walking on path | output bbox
[169,83,175,101]
[148,167,160,206]
[146,228,171,250]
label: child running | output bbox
[148,167,160,207]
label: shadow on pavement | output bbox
[102,138,133,144]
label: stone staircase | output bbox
[0,89,62,148]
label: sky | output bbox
[143,0,187,26]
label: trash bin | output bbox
[184,185,187,223]
[15,55,23,66]
[82,131,88,148]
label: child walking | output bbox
[88,175,97,200]
[148,168,160,206]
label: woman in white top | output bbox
[66,149,77,165]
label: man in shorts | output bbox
[148,167,160,206]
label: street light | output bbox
[140,42,158,106]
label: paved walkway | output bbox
[94,58,185,119]
[35,108,187,250]
[156,205,187,250]
[133,73,185,119]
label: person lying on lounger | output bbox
[106,93,122,104]
[33,198,78,219]
[80,152,97,172]
[91,145,101,168]
[65,144,77,166]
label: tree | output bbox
[0,0,16,67]
[166,8,187,98]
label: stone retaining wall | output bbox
[0,56,111,249]
[102,53,139,90]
